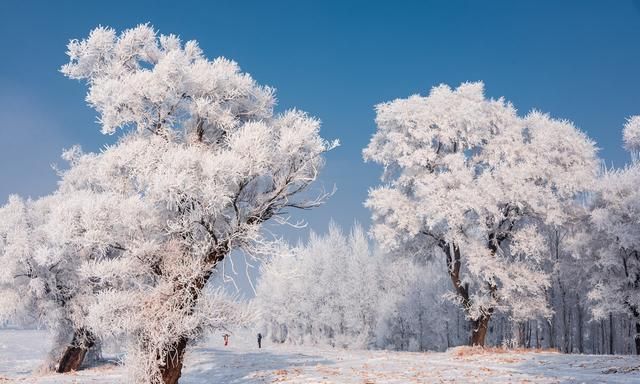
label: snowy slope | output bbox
[1,329,639,383]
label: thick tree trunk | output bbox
[56,328,95,373]
[471,314,491,346]
[440,239,495,347]
[156,244,230,384]
[57,346,87,373]
[160,337,188,384]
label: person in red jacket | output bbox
[223,333,229,346]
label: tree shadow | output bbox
[80,355,122,370]
[505,353,640,384]
[181,346,335,384]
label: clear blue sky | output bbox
[1,0,640,241]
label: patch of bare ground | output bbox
[449,346,560,357]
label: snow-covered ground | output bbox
[1,329,639,383]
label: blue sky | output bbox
[1,0,640,242]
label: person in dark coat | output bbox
[257,333,262,349]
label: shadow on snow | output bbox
[182,346,334,383]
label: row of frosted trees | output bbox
[256,83,640,355]
[1,24,639,384]
[256,225,640,354]
[256,223,459,351]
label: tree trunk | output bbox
[445,321,450,349]
[635,320,640,355]
[548,288,556,349]
[496,318,504,346]
[56,328,95,373]
[160,337,188,384]
[561,288,569,353]
[517,322,526,347]
[609,312,614,355]
[440,239,497,347]
[471,314,491,346]
[600,319,606,354]
[576,294,584,353]
[155,244,230,384]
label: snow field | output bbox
[2,329,640,383]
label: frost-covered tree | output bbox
[60,24,336,384]
[0,176,155,372]
[577,118,640,354]
[588,167,640,353]
[364,82,598,346]
[0,195,88,371]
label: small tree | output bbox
[60,24,336,383]
[364,82,597,346]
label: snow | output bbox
[2,329,640,383]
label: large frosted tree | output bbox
[364,82,598,346]
[60,24,336,384]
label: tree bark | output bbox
[440,239,496,347]
[156,244,229,384]
[471,314,491,346]
[56,328,95,373]
[159,337,188,384]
